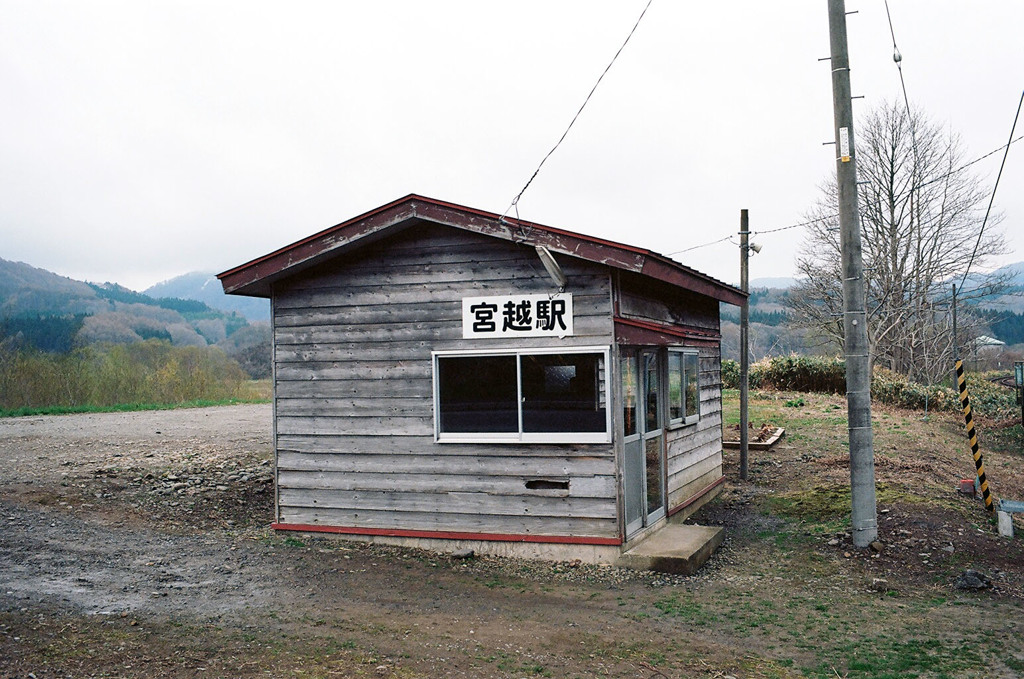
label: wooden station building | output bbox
[218,195,745,563]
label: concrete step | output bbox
[616,524,724,575]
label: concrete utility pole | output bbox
[739,210,750,481]
[827,0,877,548]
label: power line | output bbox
[913,133,1024,192]
[755,134,1024,236]
[668,130,1023,259]
[959,89,1024,290]
[884,1,914,122]
[501,0,654,220]
[754,215,834,236]
[666,235,735,256]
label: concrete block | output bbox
[998,511,1014,538]
[616,524,724,575]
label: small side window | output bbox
[668,349,700,426]
[668,351,683,422]
[684,352,700,422]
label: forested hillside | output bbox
[720,276,1024,363]
[144,271,270,321]
[0,258,269,379]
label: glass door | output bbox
[621,349,643,536]
[621,348,666,538]
[641,350,666,523]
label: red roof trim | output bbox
[218,194,420,281]
[271,522,623,546]
[614,317,722,344]
[217,193,745,304]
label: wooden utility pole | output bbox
[739,210,750,481]
[827,0,877,548]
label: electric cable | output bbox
[666,235,735,256]
[501,0,654,220]
[958,89,1024,291]
[754,215,835,236]
[912,134,1023,192]
[884,1,914,125]
[746,135,1022,240]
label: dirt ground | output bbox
[2,399,1024,678]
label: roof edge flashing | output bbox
[217,194,744,304]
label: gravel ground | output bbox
[3,402,1023,678]
[0,405,757,678]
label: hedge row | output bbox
[722,356,1019,419]
[721,355,847,393]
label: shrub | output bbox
[721,359,740,389]
[870,367,957,413]
[0,339,251,412]
[722,354,1017,418]
[752,355,846,394]
[960,370,1020,421]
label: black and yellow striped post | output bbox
[955,359,994,513]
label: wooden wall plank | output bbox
[273,314,611,345]
[269,223,620,540]
[277,450,615,476]
[278,488,617,520]
[616,283,719,332]
[281,265,609,293]
[278,506,618,538]
[667,466,722,509]
[274,293,610,328]
[278,470,615,499]
[276,397,430,417]
[275,362,432,381]
[277,415,434,437]
[276,438,614,460]
[667,451,722,489]
[275,380,432,399]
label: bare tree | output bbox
[788,102,1011,383]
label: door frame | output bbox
[621,346,668,539]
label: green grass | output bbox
[0,396,270,418]
[767,483,933,521]
[653,583,1005,678]
[819,636,985,678]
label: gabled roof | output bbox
[217,194,746,306]
[975,335,1006,347]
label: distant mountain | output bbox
[991,261,1024,286]
[750,276,798,289]
[0,258,254,354]
[145,272,269,321]
[962,261,1024,314]
[0,258,109,317]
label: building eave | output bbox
[217,194,746,305]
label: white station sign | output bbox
[462,293,573,339]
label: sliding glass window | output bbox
[434,348,610,443]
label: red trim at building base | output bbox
[271,523,623,546]
[667,475,726,518]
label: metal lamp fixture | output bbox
[535,245,567,290]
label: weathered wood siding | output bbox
[615,272,724,511]
[616,271,721,334]
[664,349,723,510]
[272,221,618,539]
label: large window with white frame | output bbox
[668,348,700,426]
[433,347,611,443]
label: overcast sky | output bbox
[2,1,1021,291]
